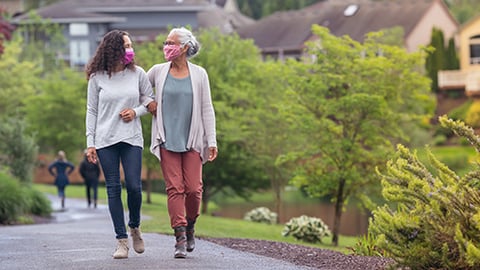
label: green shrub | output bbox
[0,172,28,224]
[243,206,277,224]
[24,188,52,217]
[0,116,38,183]
[465,100,480,128]
[0,172,52,224]
[349,231,386,257]
[368,115,480,269]
[282,215,331,243]
[432,134,447,146]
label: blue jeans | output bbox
[97,142,143,239]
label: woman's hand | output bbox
[119,108,136,122]
[146,101,157,116]
[208,147,218,162]
[86,147,98,164]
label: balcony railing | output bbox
[438,70,480,96]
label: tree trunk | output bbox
[146,167,152,204]
[274,181,282,223]
[332,178,346,246]
[201,182,209,214]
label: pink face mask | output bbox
[163,44,182,61]
[124,48,135,64]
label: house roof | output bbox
[12,0,214,23]
[12,0,253,32]
[237,0,447,52]
[198,4,254,33]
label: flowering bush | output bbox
[243,206,278,224]
[282,215,331,243]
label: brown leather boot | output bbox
[186,220,195,252]
[174,226,187,258]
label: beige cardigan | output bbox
[147,61,217,164]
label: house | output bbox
[0,0,23,15]
[438,15,480,97]
[237,0,458,61]
[11,0,253,67]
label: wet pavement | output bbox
[0,195,315,270]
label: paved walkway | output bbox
[0,195,315,270]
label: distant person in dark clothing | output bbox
[79,150,101,208]
[48,150,75,209]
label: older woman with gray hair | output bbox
[146,27,218,259]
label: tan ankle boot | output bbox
[113,238,129,259]
[130,227,145,254]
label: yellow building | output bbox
[439,15,480,96]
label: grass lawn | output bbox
[34,183,359,254]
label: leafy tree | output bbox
[0,36,40,117]
[24,68,87,156]
[370,116,480,269]
[23,0,61,11]
[237,0,323,19]
[15,11,66,75]
[0,116,38,184]
[444,0,480,24]
[236,60,302,221]
[285,25,434,246]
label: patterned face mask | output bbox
[163,44,182,61]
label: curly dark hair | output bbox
[85,29,135,80]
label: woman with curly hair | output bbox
[85,29,154,259]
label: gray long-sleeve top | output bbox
[86,66,154,150]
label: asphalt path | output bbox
[0,195,315,270]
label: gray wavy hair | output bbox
[170,27,201,58]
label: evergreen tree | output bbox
[446,37,460,70]
[426,28,446,92]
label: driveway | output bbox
[0,195,315,270]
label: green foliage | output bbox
[15,11,66,75]
[237,0,322,19]
[369,116,480,269]
[425,28,446,92]
[348,231,387,257]
[285,25,433,245]
[465,100,480,128]
[448,99,472,121]
[282,215,331,243]
[0,173,52,224]
[243,206,278,224]
[444,0,480,24]
[446,37,460,70]
[24,188,52,217]
[0,36,40,117]
[0,172,28,224]
[0,116,38,183]
[24,68,86,154]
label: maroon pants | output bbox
[160,148,203,228]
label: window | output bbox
[70,40,90,66]
[69,23,88,36]
[469,35,480,65]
